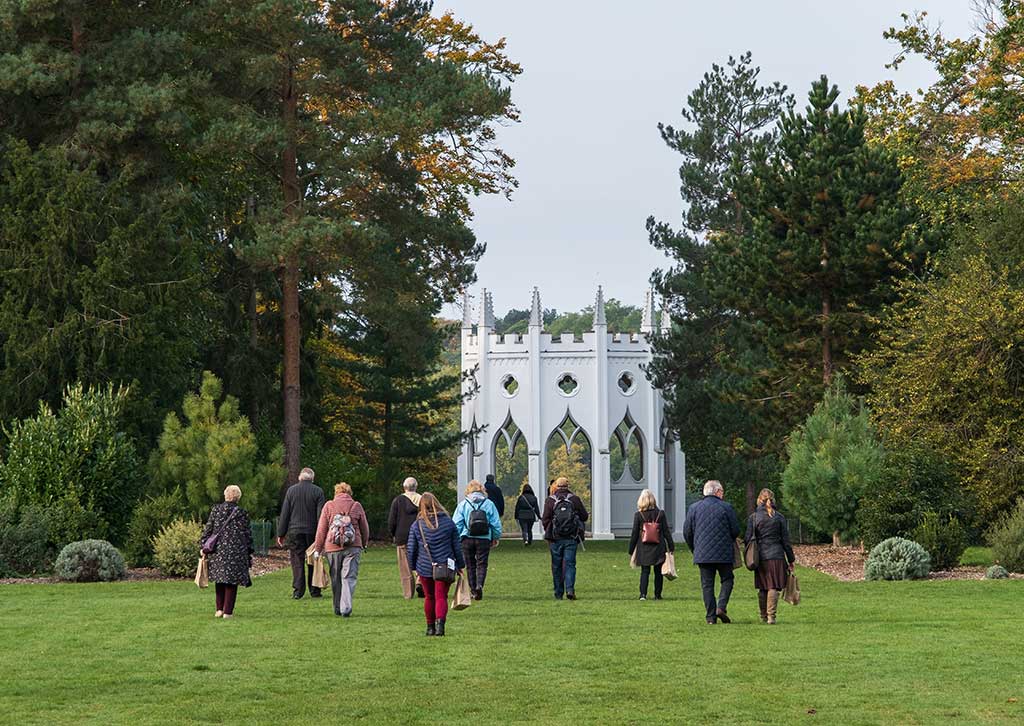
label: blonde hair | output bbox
[335,482,352,496]
[465,479,485,495]
[224,485,241,502]
[417,492,448,529]
[554,477,569,490]
[757,488,775,517]
[637,489,657,511]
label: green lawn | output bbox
[2,541,1022,725]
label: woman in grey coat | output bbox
[744,488,795,624]
[627,489,675,600]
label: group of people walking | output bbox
[197,469,796,630]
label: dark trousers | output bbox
[517,519,534,544]
[640,564,664,598]
[698,563,735,621]
[419,576,452,623]
[215,583,238,615]
[549,539,578,598]
[461,537,491,592]
[287,532,320,597]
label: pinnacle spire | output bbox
[640,287,655,334]
[461,289,473,329]
[660,301,672,334]
[529,287,542,328]
[593,285,607,327]
[477,288,495,328]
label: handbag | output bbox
[201,506,239,555]
[784,571,801,606]
[641,511,661,544]
[418,521,455,582]
[194,555,209,589]
[629,549,638,569]
[744,515,760,571]
[450,572,472,611]
[661,551,678,580]
[732,538,743,569]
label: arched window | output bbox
[610,410,643,481]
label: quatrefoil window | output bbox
[618,371,636,395]
[501,374,519,397]
[557,373,579,396]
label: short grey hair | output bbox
[402,477,418,492]
[703,480,723,497]
[298,467,315,482]
[224,485,242,502]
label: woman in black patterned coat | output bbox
[200,485,253,618]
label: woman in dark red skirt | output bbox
[744,488,795,624]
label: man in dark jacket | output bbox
[388,477,423,599]
[277,467,326,599]
[541,477,589,600]
[683,480,740,624]
[484,474,505,517]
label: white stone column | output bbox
[672,444,687,539]
[472,290,494,494]
[527,288,546,539]
[591,288,613,539]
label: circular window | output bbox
[556,372,579,396]
[617,371,637,396]
[500,374,519,398]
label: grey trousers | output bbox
[326,548,362,616]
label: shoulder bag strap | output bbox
[418,520,433,562]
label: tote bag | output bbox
[661,551,678,580]
[784,572,801,605]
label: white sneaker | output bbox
[639,596,646,601]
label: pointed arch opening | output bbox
[492,410,529,531]
[609,409,644,482]
[545,409,592,531]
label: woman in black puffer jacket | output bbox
[744,488,795,624]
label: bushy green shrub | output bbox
[149,372,282,521]
[54,539,126,582]
[0,500,52,577]
[153,519,202,577]
[912,512,967,571]
[985,565,1009,579]
[856,447,962,550]
[782,379,886,545]
[864,537,931,581]
[0,384,141,545]
[987,498,1024,573]
[124,490,186,567]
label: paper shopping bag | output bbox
[450,573,472,611]
[194,555,209,589]
[661,551,678,580]
[311,553,330,590]
[629,549,638,569]
[784,572,801,606]
[305,543,316,566]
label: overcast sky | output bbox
[436,0,976,320]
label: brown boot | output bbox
[758,590,768,623]
[767,589,780,624]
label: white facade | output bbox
[456,286,686,539]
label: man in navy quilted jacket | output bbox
[683,480,740,624]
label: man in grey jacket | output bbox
[683,480,740,624]
[277,467,326,599]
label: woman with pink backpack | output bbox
[627,489,675,601]
[313,482,370,617]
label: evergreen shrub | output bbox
[0,500,52,577]
[911,512,967,571]
[153,519,202,577]
[54,540,126,582]
[864,537,931,581]
[985,565,1009,579]
[987,498,1024,573]
[124,490,186,567]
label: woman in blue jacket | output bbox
[452,479,502,601]
[406,493,465,636]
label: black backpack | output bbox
[550,495,579,539]
[468,501,489,537]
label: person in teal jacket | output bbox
[452,479,502,600]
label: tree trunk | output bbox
[247,270,260,425]
[745,480,755,517]
[832,530,841,547]
[821,236,833,385]
[280,63,302,493]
